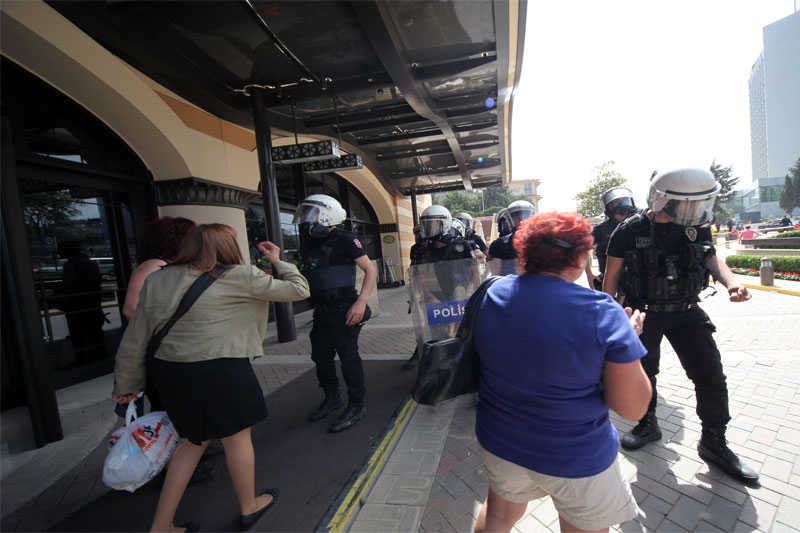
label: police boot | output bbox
[621,411,662,450]
[329,402,366,433]
[698,427,759,483]
[308,393,344,421]
[403,348,419,370]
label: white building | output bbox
[748,11,800,183]
[508,178,542,212]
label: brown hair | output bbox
[170,223,243,274]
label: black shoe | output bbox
[239,488,279,531]
[403,351,419,370]
[621,412,662,450]
[308,393,344,421]
[329,403,366,433]
[698,428,759,483]
[200,441,224,462]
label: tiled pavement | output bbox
[351,275,800,532]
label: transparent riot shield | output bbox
[407,257,485,354]
[489,258,521,276]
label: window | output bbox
[760,185,782,203]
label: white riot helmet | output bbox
[502,200,536,230]
[601,187,637,218]
[419,205,452,239]
[293,194,347,227]
[647,168,720,226]
[450,218,466,237]
[454,212,473,230]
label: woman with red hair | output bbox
[472,212,652,533]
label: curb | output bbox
[742,283,800,297]
[317,396,417,533]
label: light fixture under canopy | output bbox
[303,153,363,174]
[271,140,341,165]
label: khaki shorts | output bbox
[478,444,638,531]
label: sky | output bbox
[511,0,797,212]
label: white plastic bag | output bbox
[103,396,180,492]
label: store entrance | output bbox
[20,177,137,389]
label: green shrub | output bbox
[726,255,800,272]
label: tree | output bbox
[573,161,627,219]
[709,161,739,223]
[434,186,527,217]
[779,157,800,216]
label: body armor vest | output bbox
[621,213,714,304]
[492,232,517,260]
[411,236,469,265]
[302,231,357,305]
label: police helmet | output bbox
[293,194,347,227]
[450,218,466,237]
[647,168,720,226]
[601,187,637,218]
[502,200,536,230]
[419,205,452,239]
[496,208,510,235]
[454,212,473,230]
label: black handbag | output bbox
[412,276,501,406]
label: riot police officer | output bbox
[454,212,488,258]
[404,205,474,369]
[488,200,535,274]
[604,168,758,482]
[585,187,639,290]
[294,194,377,433]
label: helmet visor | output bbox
[454,216,472,230]
[510,207,534,228]
[420,218,446,238]
[662,197,715,226]
[292,204,320,225]
[607,197,636,217]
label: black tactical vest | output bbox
[620,213,714,304]
[491,232,517,260]
[302,231,357,305]
[411,237,470,265]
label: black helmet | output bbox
[601,187,637,219]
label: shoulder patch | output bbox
[353,238,362,249]
[685,227,697,242]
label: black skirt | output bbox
[150,357,268,445]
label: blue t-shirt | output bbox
[474,274,647,478]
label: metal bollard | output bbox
[760,257,774,286]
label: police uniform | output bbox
[488,231,518,275]
[607,212,729,431]
[303,228,370,406]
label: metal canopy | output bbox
[47,0,525,197]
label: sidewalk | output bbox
[349,269,800,532]
[2,269,799,532]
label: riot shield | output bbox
[406,257,484,354]
[489,258,521,276]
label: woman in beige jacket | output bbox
[113,224,310,532]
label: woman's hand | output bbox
[112,392,140,404]
[625,307,646,336]
[256,241,281,264]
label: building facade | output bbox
[507,178,542,212]
[748,11,800,182]
[1,0,526,452]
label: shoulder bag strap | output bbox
[145,266,225,364]
[456,276,501,339]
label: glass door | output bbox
[21,178,135,388]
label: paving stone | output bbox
[665,495,706,531]
[398,506,425,533]
[439,492,481,523]
[419,512,456,533]
[738,494,777,531]
[776,497,800,531]
[702,495,742,532]
[761,455,794,483]
[435,470,470,499]
[695,520,725,532]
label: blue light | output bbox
[477,157,484,164]
[485,97,495,109]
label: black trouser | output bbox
[636,305,730,430]
[310,305,370,404]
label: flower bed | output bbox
[729,266,800,281]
